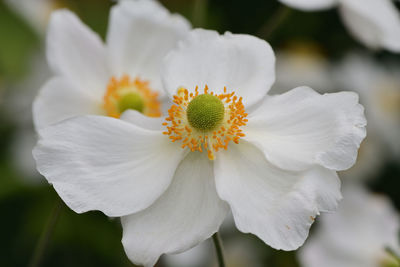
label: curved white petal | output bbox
[33,77,103,130]
[162,29,275,108]
[47,10,109,97]
[120,110,164,131]
[107,0,190,94]
[33,115,185,217]
[339,0,400,52]
[279,0,338,11]
[214,141,341,250]
[122,152,229,267]
[244,86,366,171]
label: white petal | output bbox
[33,115,185,217]
[121,152,229,267]
[120,110,164,131]
[244,86,366,171]
[278,0,338,11]
[162,29,275,108]
[107,0,190,93]
[33,77,103,130]
[339,0,400,52]
[47,10,109,97]
[214,141,341,250]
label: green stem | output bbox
[29,197,63,267]
[192,0,208,28]
[212,232,226,267]
[386,247,400,264]
[257,5,292,40]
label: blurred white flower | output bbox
[3,51,50,182]
[163,241,212,267]
[278,0,400,52]
[271,42,333,94]
[34,28,366,266]
[334,54,400,159]
[299,185,400,267]
[4,0,64,34]
[33,0,191,130]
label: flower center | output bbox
[163,85,248,160]
[187,94,225,131]
[118,93,144,113]
[103,75,161,118]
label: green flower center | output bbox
[186,94,225,131]
[118,92,144,113]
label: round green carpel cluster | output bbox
[118,92,144,113]
[186,94,225,131]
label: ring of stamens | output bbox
[103,75,161,118]
[163,85,248,160]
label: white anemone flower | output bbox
[278,0,400,52]
[33,0,191,130]
[299,185,400,267]
[34,29,366,266]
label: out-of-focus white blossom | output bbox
[33,0,191,130]
[164,241,212,267]
[4,0,64,34]
[278,0,400,52]
[299,185,400,267]
[4,51,50,182]
[335,54,400,158]
[271,42,333,94]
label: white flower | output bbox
[299,185,400,267]
[33,29,366,266]
[33,0,191,130]
[271,42,333,95]
[278,0,400,52]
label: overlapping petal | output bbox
[162,29,275,108]
[46,10,109,97]
[244,86,366,171]
[339,0,400,52]
[278,0,338,11]
[214,141,341,250]
[33,77,103,130]
[122,152,229,267]
[33,115,186,217]
[120,110,164,131]
[107,0,190,93]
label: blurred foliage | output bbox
[0,1,39,80]
[0,0,399,266]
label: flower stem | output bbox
[386,247,400,263]
[29,197,64,267]
[192,0,208,27]
[257,5,292,40]
[212,232,226,267]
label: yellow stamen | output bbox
[103,75,161,118]
[163,85,248,160]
